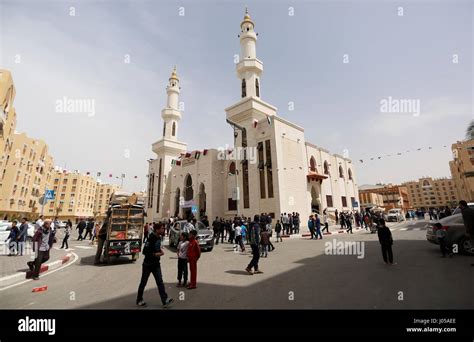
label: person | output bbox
[219,218,225,244]
[241,222,247,244]
[245,215,262,275]
[76,218,86,241]
[275,220,283,242]
[34,215,44,232]
[260,227,270,257]
[234,222,245,252]
[340,213,346,229]
[176,232,189,287]
[136,223,174,307]
[84,218,94,240]
[28,219,56,280]
[17,217,29,256]
[143,223,150,243]
[346,214,353,234]
[321,210,329,234]
[282,213,289,235]
[335,209,339,225]
[60,221,71,249]
[434,223,453,258]
[5,220,19,255]
[308,215,316,239]
[377,219,395,265]
[201,216,209,228]
[315,214,323,239]
[294,213,300,234]
[183,218,195,234]
[444,206,452,217]
[94,217,109,265]
[459,200,474,266]
[187,230,201,289]
[212,217,221,245]
[266,222,275,251]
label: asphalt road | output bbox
[1,220,473,309]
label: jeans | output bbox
[83,229,93,240]
[346,225,352,233]
[32,250,50,277]
[261,244,268,257]
[136,262,168,305]
[309,227,316,239]
[315,228,323,239]
[61,234,69,249]
[247,244,260,271]
[177,258,188,284]
[276,232,283,242]
[381,244,393,264]
[77,230,84,240]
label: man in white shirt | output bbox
[183,218,195,234]
[34,215,44,232]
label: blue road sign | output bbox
[191,205,198,214]
[352,201,359,208]
[45,190,55,200]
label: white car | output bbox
[0,222,35,245]
[387,209,405,222]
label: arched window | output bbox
[229,162,236,175]
[339,166,344,178]
[255,78,260,97]
[172,122,176,136]
[348,168,353,180]
[324,161,329,175]
[184,174,193,201]
[309,156,317,172]
[163,123,166,137]
[241,79,246,98]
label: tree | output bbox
[466,120,474,140]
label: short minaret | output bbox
[237,9,263,98]
[162,66,181,140]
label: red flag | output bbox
[109,174,113,178]
[134,176,138,179]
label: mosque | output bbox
[146,10,359,222]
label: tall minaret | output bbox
[237,8,263,99]
[162,66,181,140]
[149,66,187,221]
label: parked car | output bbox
[452,202,474,215]
[0,222,35,245]
[169,220,214,251]
[426,213,473,255]
[387,209,404,222]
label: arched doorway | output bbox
[174,188,180,217]
[183,174,193,219]
[198,183,206,218]
[311,186,321,214]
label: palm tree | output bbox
[467,120,474,140]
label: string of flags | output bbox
[358,144,448,164]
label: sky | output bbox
[0,0,472,192]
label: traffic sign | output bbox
[191,205,198,214]
[45,190,55,200]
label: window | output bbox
[341,196,347,207]
[258,142,266,199]
[339,166,344,178]
[326,195,333,207]
[163,123,166,137]
[157,159,162,213]
[348,169,353,180]
[228,198,237,211]
[255,78,260,97]
[229,162,236,175]
[172,122,176,136]
[310,156,316,172]
[241,79,246,98]
[265,140,274,198]
[324,161,329,175]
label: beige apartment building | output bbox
[402,177,458,209]
[46,170,98,222]
[359,191,384,209]
[0,132,55,220]
[450,139,474,202]
[1,70,18,187]
[94,183,120,219]
[358,184,410,211]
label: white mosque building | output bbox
[147,10,359,223]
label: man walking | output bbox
[17,217,29,256]
[212,217,221,245]
[136,223,174,307]
[245,215,263,275]
[377,219,395,265]
[60,221,71,249]
[28,219,56,280]
[315,214,323,240]
[84,218,94,240]
[94,217,109,265]
[308,215,316,239]
[459,200,474,266]
[346,215,353,234]
[275,219,283,242]
[321,210,329,234]
[76,218,86,241]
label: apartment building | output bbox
[403,177,459,209]
[450,139,474,202]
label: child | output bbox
[177,232,189,287]
[241,223,247,245]
[260,227,270,257]
[187,230,201,289]
[434,223,453,258]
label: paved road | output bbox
[0,220,472,309]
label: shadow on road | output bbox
[76,239,474,310]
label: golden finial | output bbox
[170,65,178,80]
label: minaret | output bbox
[237,8,263,99]
[162,66,181,140]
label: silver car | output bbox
[169,220,214,251]
[426,214,473,255]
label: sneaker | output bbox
[254,270,263,274]
[245,267,253,275]
[136,300,147,307]
[163,298,174,308]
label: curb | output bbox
[0,253,74,287]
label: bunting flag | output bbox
[171,160,177,165]
[195,151,201,160]
[121,174,125,178]
[185,152,191,158]
[267,115,272,125]
[97,172,101,177]
[203,149,208,156]
[86,171,90,175]
[109,174,113,178]
[134,176,138,179]
[176,160,181,166]
[358,144,450,163]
